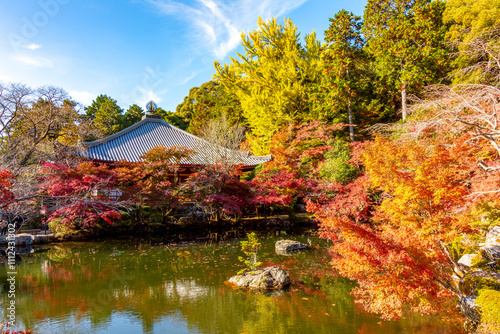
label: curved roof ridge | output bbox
[80,117,272,166]
[83,117,153,148]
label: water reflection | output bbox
[0,233,459,333]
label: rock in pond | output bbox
[275,239,308,256]
[228,266,291,289]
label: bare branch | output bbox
[197,114,247,167]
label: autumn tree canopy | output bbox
[0,83,99,170]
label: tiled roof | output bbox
[81,117,271,166]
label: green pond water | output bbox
[0,231,455,334]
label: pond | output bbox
[1,231,455,333]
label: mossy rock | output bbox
[461,272,500,295]
[476,289,500,333]
[471,249,490,268]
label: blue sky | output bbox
[0,0,367,113]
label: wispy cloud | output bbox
[132,88,169,109]
[179,71,199,86]
[146,0,307,59]
[13,55,53,68]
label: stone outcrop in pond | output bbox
[275,239,308,256]
[228,266,291,289]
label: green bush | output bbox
[241,163,265,181]
[238,232,262,274]
[318,140,357,184]
[48,218,78,238]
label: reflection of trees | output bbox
[2,237,461,333]
[47,245,73,262]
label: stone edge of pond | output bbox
[0,233,56,246]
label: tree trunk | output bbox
[346,69,354,142]
[348,98,354,143]
[173,170,179,186]
[401,81,408,121]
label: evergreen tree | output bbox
[363,0,448,120]
[175,81,243,135]
[310,10,364,142]
[121,104,144,130]
[84,95,124,136]
[156,107,187,129]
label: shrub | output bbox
[317,140,357,184]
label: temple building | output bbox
[80,102,271,182]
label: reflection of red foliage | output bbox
[46,265,73,282]
[33,309,46,320]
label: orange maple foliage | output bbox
[139,145,195,164]
[312,136,476,320]
[115,145,195,210]
[265,121,345,177]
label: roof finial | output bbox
[143,101,161,119]
[146,100,157,114]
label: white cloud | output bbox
[147,0,307,59]
[68,90,96,107]
[0,73,13,83]
[13,55,53,68]
[23,43,41,50]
